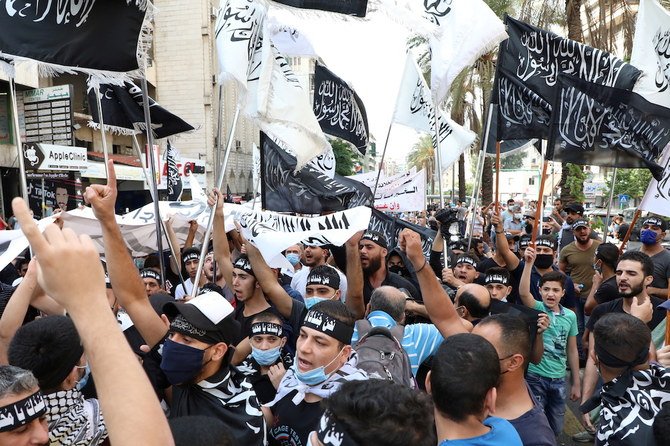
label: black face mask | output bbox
[534,254,554,269]
[524,223,533,234]
[388,265,407,276]
[542,228,551,235]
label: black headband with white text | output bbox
[302,310,354,345]
[251,322,284,338]
[315,411,358,446]
[0,390,46,433]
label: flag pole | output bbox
[433,101,445,209]
[531,141,548,245]
[139,75,167,288]
[190,106,241,297]
[8,78,28,201]
[94,85,111,178]
[495,141,501,213]
[214,84,224,181]
[619,209,641,254]
[604,167,618,239]
[467,102,494,251]
[131,134,187,293]
[372,123,393,198]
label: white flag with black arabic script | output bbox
[427,0,507,106]
[214,0,267,92]
[393,54,476,171]
[639,144,670,217]
[630,0,670,108]
[245,30,330,170]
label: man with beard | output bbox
[290,243,347,301]
[579,250,666,434]
[556,203,599,252]
[633,217,670,299]
[359,231,420,305]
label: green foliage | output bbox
[331,139,360,176]
[604,168,652,200]
[564,163,586,203]
[500,151,525,170]
[406,135,435,194]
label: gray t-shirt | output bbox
[632,248,670,291]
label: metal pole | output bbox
[605,167,618,238]
[433,102,445,208]
[372,122,393,199]
[191,107,241,297]
[252,175,261,210]
[451,163,456,205]
[8,78,28,201]
[467,149,486,251]
[94,85,111,178]
[41,177,45,218]
[140,76,167,288]
[214,84,224,181]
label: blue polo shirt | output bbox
[351,311,444,376]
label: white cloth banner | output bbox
[630,0,670,108]
[347,167,416,189]
[214,0,267,93]
[267,16,318,57]
[373,169,426,212]
[0,218,55,274]
[252,142,260,190]
[426,0,506,106]
[394,54,476,171]
[639,144,670,217]
[245,30,329,170]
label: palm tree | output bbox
[406,135,436,195]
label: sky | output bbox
[268,8,425,165]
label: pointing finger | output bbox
[107,159,117,191]
[12,197,49,255]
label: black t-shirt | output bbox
[593,276,619,305]
[269,390,322,446]
[238,353,294,405]
[587,296,667,332]
[363,271,420,305]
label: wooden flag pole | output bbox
[8,78,28,202]
[467,102,494,251]
[93,85,111,178]
[495,141,501,213]
[619,209,641,254]
[532,160,549,247]
[604,168,618,237]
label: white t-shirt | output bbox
[174,278,195,300]
[290,265,348,301]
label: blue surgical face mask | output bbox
[75,363,91,391]
[286,253,301,266]
[640,229,658,245]
[159,338,208,385]
[593,261,602,274]
[251,345,282,366]
[304,297,328,309]
[134,258,145,269]
[294,347,345,386]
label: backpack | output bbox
[353,319,416,388]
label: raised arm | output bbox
[209,188,233,287]
[492,211,520,271]
[84,161,167,348]
[12,197,174,446]
[0,260,39,364]
[519,247,537,308]
[243,236,294,319]
[344,231,365,320]
[164,217,182,275]
[399,228,469,337]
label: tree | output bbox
[330,139,360,176]
[604,168,653,201]
[500,151,525,170]
[406,135,435,195]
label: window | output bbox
[529,177,536,185]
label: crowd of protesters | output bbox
[0,163,668,445]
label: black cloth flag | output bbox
[495,16,641,140]
[368,209,436,257]
[165,141,183,201]
[548,75,670,181]
[88,82,194,139]
[484,101,539,156]
[0,2,146,74]
[270,0,367,17]
[260,132,373,214]
[313,62,369,155]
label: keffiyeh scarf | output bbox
[45,389,107,446]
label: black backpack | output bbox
[353,319,416,388]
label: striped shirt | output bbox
[350,311,444,376]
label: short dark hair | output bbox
[169,416,237,446]
[321,380,435,446]
[618,250,654,278]
[485,267,510,284]
[458,290,490,319]
[539,270,566,289]
[430,333,499,421]
[478,314,531,366]
[593,313,650,366]
[595,243,620,270]
[369,288,406,322]
[250,309,283,326]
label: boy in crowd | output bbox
[519,246,580,436]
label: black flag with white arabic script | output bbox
[368,208,436,257]
[501,16,641,94]
[270,0,367,17]
[548,75,670,181]
[0,2,146,74]
[165,141,183,201]
[88,82,194,139]
[313,62,369,155]
[260,132,373,214]
[484,101,539,156]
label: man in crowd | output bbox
[584,243,620,315]
[484,267,513,302]
[442,254,480,290]
[174,247,202,300]
[0,365,49,445]
[428,333,522,445]
[634,216,670,299]
[140,268,164,297]
[291,243,347,300]
[454,284,491,326]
